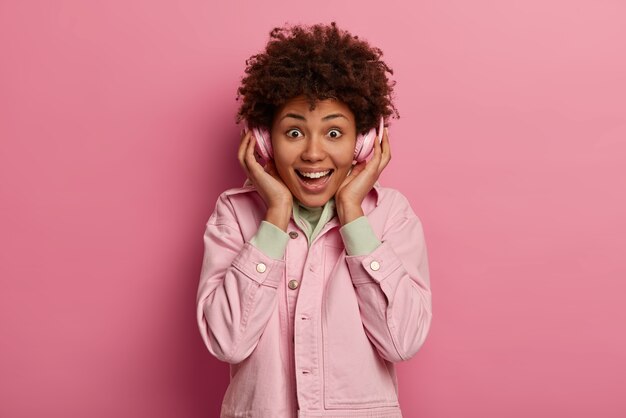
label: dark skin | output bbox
[238,97,391,231]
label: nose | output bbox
[300,135,326,162]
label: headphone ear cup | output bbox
[354,128,377,163]
[354,132,365,163]
[353,117,385,163]
[252,127,273,162]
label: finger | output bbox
[378,128,391,173]
[243,131,257,169]
[381,127,390,152]
[244,131,264,176]
[350,162,367,177]
[266,161,286,185]
[264,157,277,174]
[239,126,252,146]
[376,126,386,157]
[363,132,383,174]
[264,159,277,177]
[340,162,365,189]
[238,131,253,174]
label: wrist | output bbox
[265,202,292,231]
[336,200,364,225]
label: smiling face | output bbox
[270,96,357,208]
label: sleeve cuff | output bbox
[250,221,289,259]
[232,242,285,288]
[345,241,403,285]
[339,216,381,256]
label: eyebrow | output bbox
[279,113,349,122]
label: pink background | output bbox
[1,0,625,417]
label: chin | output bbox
[296,194,332,208]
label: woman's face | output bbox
[271,95,357,208]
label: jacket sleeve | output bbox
[342,192,432,363]
[196,194,284,364]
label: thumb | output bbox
[348,162,366,177]
[265,160,284,183]
[341,163,365,188]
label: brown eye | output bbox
[328,129,342,139]
[286,129,303,138]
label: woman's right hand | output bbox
[238,130,293,231]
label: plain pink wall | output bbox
[1,0,625,417]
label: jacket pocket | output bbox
[322,244,399,409]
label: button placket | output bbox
[290,223,328,410]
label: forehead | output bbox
[275,95,354,120]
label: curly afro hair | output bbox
[235,22,399,134]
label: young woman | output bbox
[196,22,432,418]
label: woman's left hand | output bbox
[335,127,391,225]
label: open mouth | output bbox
[296,169,334,189]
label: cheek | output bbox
[336,143,356,167]
[271,150,294,181]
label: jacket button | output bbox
[288,279,299,290]
[369,261,380,271]
[289,231,299,239]
[256,263,267,273]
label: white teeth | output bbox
[298,170,331,179]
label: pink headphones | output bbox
[244,116,385,165]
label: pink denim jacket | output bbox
[196,183,432,418]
